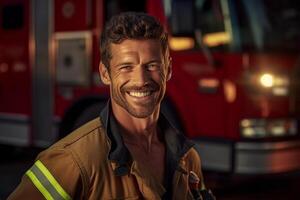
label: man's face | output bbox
[100,39,171,118]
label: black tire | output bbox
[59,101,107,139]
[73,102,106,130]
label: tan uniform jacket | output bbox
[8,103,204,200]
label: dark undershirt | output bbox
[106,108,180,199]
[163,145,176,199]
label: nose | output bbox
[131,65,150,87]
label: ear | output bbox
[166,57,172,81]
[99,62,111,85]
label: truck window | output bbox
[236,0,300,52]
[165,0,300,52]
[104,0,146,22]
[195,0,225,36]
[1,4,24,30]
[164,0,230,51]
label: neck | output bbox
[111,101,161,151]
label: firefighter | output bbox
[8,12,213,200]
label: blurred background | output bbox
[1,0,300,199]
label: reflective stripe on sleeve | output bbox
[26,170,54,200]
[26,160,72,200]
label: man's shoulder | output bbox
[52,117,105,148]
[183,146,202,167]
[35,117,109,174]
[33,117,109,191]
[187,146,201,159]
[41,117,109,161]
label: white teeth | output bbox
[129,91,151,97]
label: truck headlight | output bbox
[260,73,274,88]
[249,72,290,96]
[240,118,297,138]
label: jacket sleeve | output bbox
[8,148,84,200]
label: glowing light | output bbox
[198,78,220,88]
[272,87,288,96]
[203,32,231,47]
[224,80,236,103]
[241,119,251,127]
[260,73,274,88]
[169,37,195,51]
[274,76,289,86]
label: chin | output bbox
[127,108,155,118]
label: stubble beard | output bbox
[111,82,164,118]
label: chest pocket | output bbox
[101,173,144,200]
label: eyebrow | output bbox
[114,62,135,68]
[114,60,163,67]
[144,60,163,65]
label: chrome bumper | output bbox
[195,139,300,174]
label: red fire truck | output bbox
[1,0,300,175]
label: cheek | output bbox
[157,69,168,85]
[110,73,128,91]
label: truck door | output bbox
[0,0,32,146]
[0,0,54,147]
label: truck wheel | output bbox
[73,102,106,131]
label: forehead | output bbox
[110,39,163,59]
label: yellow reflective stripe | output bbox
[26,170,54,200]
[35,160,72,200]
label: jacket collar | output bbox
[99,100,194,176]
[99,101,131,176]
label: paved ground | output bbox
[1,145,300,199]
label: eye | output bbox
[147,63,160,71]
[119,65,132,72]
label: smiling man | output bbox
[100,37,170,186]
[9,12,210,200]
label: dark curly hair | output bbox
[100,12,169,69]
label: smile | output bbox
[128,91,152,98]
